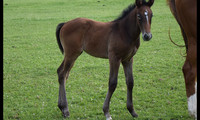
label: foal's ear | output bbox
[136,0,143,8]
[147,0,154,7]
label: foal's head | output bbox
[136,0,154,41]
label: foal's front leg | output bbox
[103,57,120,120]
[122,58,138,118]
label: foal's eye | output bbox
[137,14,141,21]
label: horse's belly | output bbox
[83,41,108,59]
[83,48,108,59]
[83,28,110,58]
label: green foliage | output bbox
[4,0,193,119]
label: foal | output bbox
[56,0,154,119]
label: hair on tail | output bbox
[56,23,65,54]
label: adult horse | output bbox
[56,0,154,119]
[167,0,197,119]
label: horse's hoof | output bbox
[62,108,70,118]
[106,116,112,120]
[63,112,70,118]
[131,112,138,118]
[105,113,112,120]
[130,110,138,118]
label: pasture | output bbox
[3,0,194,119]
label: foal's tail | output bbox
[56,23,65,54]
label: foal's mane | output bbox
[113,0,151,22]
[113,4,136,22]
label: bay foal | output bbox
[56,0,154,119]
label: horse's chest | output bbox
[122,46,138,61]
[108,36,140,61]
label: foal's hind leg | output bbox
[122,58,138,118]
[57,60,69,117]
[57,53,81,117]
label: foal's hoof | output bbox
[131,111,138,118]
[105,113,112,120]
[61,108,70,118]
[62,111,70,118]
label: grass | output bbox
[3,0,194,119]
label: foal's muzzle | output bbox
[142,33,152,41]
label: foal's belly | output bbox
[83,39,109,59]
[82,21,111,59]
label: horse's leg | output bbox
[122,58,138,118]
[103,57,120,120]
[57,60,69,117]
[182,43,197,118]
[57,53,81,117]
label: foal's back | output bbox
[60,18,113,58]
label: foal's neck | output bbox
[119,9,141,40]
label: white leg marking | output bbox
[187,82,197,119]
[106,116,112,120]
[105,113,112,120]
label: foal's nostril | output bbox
[144,34,149,40]
[143,33,152,41]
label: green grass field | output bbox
[3,0,194,119]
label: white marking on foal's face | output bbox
[144,9,148,24]
[187,82,197,119]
